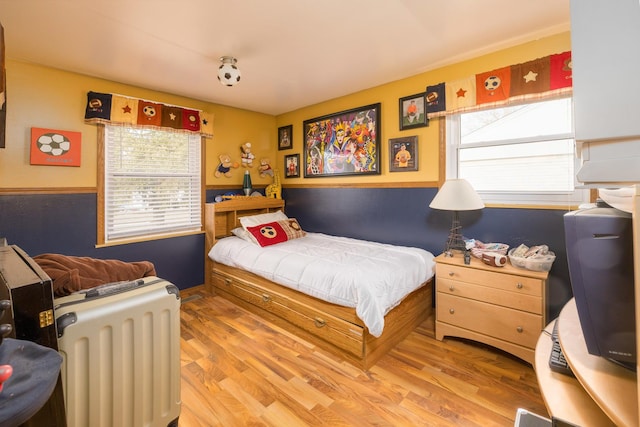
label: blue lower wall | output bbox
[0,193,204,290]
[1,188,573,318]
[281,187,573,320]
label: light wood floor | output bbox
[178,286,549,427]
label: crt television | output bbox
[563,205,636,370]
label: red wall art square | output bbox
[30,127,81,166]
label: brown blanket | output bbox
[33,253,157,297]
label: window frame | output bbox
[445,98,590,208]
[97,124,205,246]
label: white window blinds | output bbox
[104,125,201,242]
[447,97,589,206]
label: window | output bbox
[100,125,202,244]
[446,97,589,206]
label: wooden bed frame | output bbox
[204,197,433,370]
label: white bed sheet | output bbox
[208,232,435,337]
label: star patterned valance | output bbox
[84,91,214,137]
[424,51,572,118]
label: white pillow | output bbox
[231,227,258,244]
[239,210,288,230]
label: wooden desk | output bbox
[535,320,615,427]
[559,299,638,427]
[534,299,638,427]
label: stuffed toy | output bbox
[214,153,238,178]
[258,158,274,177]
[241,142,255,167]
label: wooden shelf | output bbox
[534,320,615,427]
[558,299,638,427]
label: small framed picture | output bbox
[285,154,300,178]
[399,93,429,130]
[278,124,293,150]
[389,136,418,172]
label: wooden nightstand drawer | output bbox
[437,277,543,314]
[437,292,542,348]
[436,264,543,297]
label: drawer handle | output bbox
[449,308,455,314]
[314,317,326,328]
[448,271,455,277]
[262,294,271,303]
[516,282,523,289]
[449,285,455,292]
[224,278,232,286]
[516,326,523,333]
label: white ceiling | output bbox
[0,0,570,116]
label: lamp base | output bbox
[443,212,467,256]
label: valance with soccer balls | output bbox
[84,91,214,137]
[424,51,572,118]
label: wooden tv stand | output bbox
[534,299,638,427]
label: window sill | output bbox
[96,229,204,248]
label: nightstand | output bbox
[435,253,548,364]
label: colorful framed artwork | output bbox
[285,153,300,178]
[303,103,381,177]
[278,124,293,150]
[399,93,429,130]
[30,127,82,166]
[389,135,418,172]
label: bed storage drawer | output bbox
[212,271,365,357]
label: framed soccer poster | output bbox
[30,127,82,166]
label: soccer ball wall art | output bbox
[30,127,81,166]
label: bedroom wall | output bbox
[0,59,277,289]
[0,31,575,320]
[273,31,573,320]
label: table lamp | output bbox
[429,179,484,256]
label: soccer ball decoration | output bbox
[484,75,502,91]
[37,132,71,156]
[217,56,241,87]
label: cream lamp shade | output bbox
[429,179,485,211]
[429,179,484,255]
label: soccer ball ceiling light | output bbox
[217,56,241,87]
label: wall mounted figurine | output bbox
[258,158,274,177]
[214,153,238,178]
[241,142,255,167]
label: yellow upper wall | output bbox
[0,60,276,189]
[276,31,571,185]
[1,31,570,190]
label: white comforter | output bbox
[208,232,435,337]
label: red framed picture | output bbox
[30,127,81,166]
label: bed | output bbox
[204,197,435,370]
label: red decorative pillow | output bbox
[246,219,305,247]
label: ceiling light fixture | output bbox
[217,56,241,87]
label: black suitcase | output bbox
[0,244,66,427]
